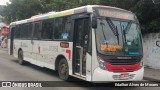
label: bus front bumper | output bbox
[92,67,144,82]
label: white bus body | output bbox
[8,5,144,82]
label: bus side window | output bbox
[28,23,32,39]
[42,20,53,40]
[33,22,41,40]
[62,17,71,40]
[21,24,29,39]
[14,25,21,39]
[54,18,62,39]
[53,17,71,40]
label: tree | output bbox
[1,0,45,23]
[1,0,159,34]
[99,0,139,9]
[131,0,160,34]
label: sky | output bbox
[0,0,10,5]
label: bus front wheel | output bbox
[18,51,26,65]
[58,58,70,81]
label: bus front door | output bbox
[73,18,90,78]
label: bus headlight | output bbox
[140,61,143,69]
[98,57,107,70]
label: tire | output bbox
[58,58,70,81]
[18,50,26,65]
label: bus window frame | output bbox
[41,19,54,41]
[53,16,72,41]
[32,21,42,40]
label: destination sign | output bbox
[95,8,135,20]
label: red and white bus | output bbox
[8,5,144,82]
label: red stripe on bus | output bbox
[105,62,140,72]
[66,49,71,60]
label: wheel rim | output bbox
[60,63,67,75]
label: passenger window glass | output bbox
[54,17,71,40]
[42,20,53,40]
[14,25,21,38]
[33,22,41,39]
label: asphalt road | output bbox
[0,49,159,90]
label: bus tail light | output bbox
[98,57,107,70]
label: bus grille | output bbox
[107,59,139,65]
[105,62,140,72]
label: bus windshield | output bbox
[96,18,143,56]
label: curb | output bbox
[143,77,159,81]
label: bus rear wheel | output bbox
[58,58,70,81]
[18,51,26,65]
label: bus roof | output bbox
[10,5,131,25]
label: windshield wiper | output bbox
[100,22,107,42]
[121,21,132,44]
[124,21,132,34]
[106,18,119,44]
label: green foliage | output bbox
[45,0,79,11]
[44,0,100,11]
[99,0,139,9]
[1,0,45,23]
[0,0,159,34]
[130,0,160,34]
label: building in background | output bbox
[0,5,10,48]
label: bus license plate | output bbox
[112,73,135,80]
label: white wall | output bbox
[143,33,160,69]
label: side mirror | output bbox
[92,17,97,29]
